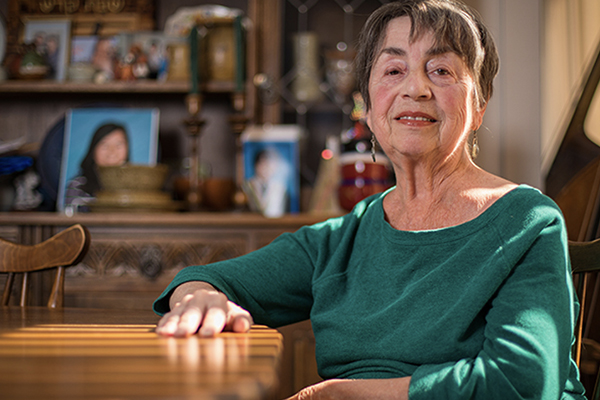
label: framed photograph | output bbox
[57,108,160,212]
[92,36,119,78]
[70,35,98,64]
[69,35,121,81]
[242,125,302,218]
[23,19,71,81]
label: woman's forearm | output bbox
[287,377,411,400]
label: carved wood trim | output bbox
[6,0,155,53]
[67,238,246,280]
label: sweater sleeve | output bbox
[152,215,352,327]
[408,205,584,399]
[152,232,313,326]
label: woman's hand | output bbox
[285,378,411,400]
[155,281,253,337]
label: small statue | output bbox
[13,170,43,211]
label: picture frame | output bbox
[242,125,302,218]
[57,108,160,212]
[23,19,71,81]
[70,35,98,64]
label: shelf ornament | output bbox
[173,5,249,211]
[183,24,204,211]
[189,25,199,95]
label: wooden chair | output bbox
[0,224,90,308]
[570,239,600,399]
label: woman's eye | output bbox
[433,68,449,75]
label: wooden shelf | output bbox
[0,80,237,94]
[0,211,341,228]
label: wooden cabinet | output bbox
[0,211,336,307]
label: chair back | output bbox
[570,239,600,399]
[0,224,90,308]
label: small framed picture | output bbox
[57,108,160,212]
[242,125,302,218]
[23,19,71,81]
[70,35,98,64]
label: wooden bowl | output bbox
[203,178,236,211]
[97,164,169,192]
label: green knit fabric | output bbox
[154,185,585,399]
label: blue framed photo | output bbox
[242,125,301,217]
[70,35,98,64]
[57,108,160,212]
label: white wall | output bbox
[473,0,600,191]
[476,0,543,188]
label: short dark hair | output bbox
[355,0,499,110]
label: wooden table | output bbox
[0,307,283,400]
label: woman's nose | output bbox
[402,70,432,100]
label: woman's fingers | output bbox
[156,289,252,337]
[226,302,254,333]
[155,313,180,336]
[174,305,203,337]
[155,298,189,336]
[198,306,227,337]
[230,314,252,332]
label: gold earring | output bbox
[371,134,377,162]
[471,130,480,159]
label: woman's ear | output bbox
[472,104,487,132]
[365,109,373,131]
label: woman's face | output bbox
[366,16,484,164]
[94,129,128,167]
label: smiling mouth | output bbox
[396,116,437,122]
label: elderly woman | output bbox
[153,0,585,398]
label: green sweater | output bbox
[154,185,586,399]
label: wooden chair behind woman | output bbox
[570,239,600,399]
[0,224,90,308]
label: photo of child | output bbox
[64,123,130,212]
[242,125,301,218]
[58,108,160,213]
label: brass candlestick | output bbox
[184,93,205,211]
[229,91,249,210]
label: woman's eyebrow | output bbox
[426,46,453,57]
[380,47,407,57]
[379,45,452,58]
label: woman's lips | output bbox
[395,112,437,126]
